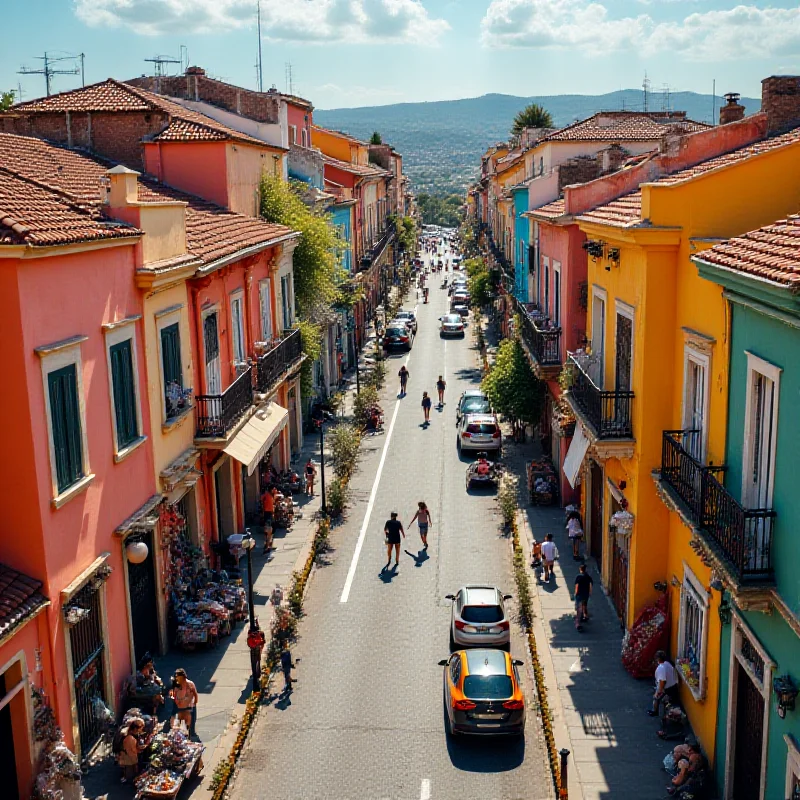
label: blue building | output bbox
[512,185,529,302]
[330,201,355,275]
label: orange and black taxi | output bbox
[438,648,526,736]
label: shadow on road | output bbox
[404,548,429,567]
[378,563,399,583]
[444,705,526,772]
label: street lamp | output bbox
[239,530,264,688]
[314,411,334,516]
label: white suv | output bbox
[446,585,513,650]
[457,413,502,456]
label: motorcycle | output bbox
[465,454,503,490]
[364,405,385,433]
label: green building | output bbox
[694,214,800,800]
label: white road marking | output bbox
[420,779,431,800]
[340,355,408,603]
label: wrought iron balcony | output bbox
[567,353,633,439]
[195,366,254,438]
[256,328,303,394]
[660,429,775,584]
[518,307,561,367]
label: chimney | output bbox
[761,75,800,134]
[186,66,206,76]
[105,164,140,207]
[720,92,745,125]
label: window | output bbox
[677,564,709,700]
[301,128,308,147]
[742,353,781,509]
[259,279,273,342]
[230,291,246,364]
[785,734,800,800]
[281,275,293,330]
[48,364,84,493]
[160,322,184,420]
[615,303,634,392]
[289,124,297,145]
[543,256,550,315]
[553,261,561,326]
[591,287,607,387]
[682,346,710,461]
[203,311,222,395]
[109,339,139,450]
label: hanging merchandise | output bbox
[31,687,83,800]
[621,592,670,678]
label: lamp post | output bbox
[355,317,361,395]
[315,417,328,516]
[241,531,264,688]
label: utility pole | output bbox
[642,72,650,113]
[257,0,264,92]
[19,52,79,97]
[79,53,85,87]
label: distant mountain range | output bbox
[315,90,760,197]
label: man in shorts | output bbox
[383,512,405,569]
[398,365,409,396]
[574,564,593,630]
[540,533,557,582]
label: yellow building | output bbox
[569,115,800,758]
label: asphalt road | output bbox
[230,241,552,800]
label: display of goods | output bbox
[135,768,181,796]
[149,729,203,772]
[621,593,670,678]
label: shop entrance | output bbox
[0,672,20,800]
[214,458,236,540]
[589,462,604,562]
[732,661,765,800]
[288,387,299,454]
[609,497,628,625]
[127,530,160,662]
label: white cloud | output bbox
[481,0,800,60]
[75,0,450,43]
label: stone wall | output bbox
[761,75,800,134]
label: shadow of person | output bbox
[379,563,399,583]
[405,549,429,567]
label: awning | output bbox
[223,403,289,476]
[563,423,590,489]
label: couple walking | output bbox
[398,366,446,425]
[383,502,432,569]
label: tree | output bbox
[1,90,15,111]
[369,131,382,145]
[482,330,545,437]
[511,103,553,136]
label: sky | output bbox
[3,1,800,108]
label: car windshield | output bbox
[397,312,413,319]
[466,423,496,434]
[461,604,503,622]
[463,675,513,700]
[386,328,406,336]
[463,398,489,412]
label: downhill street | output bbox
[229,244,552,800]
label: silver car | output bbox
[394,309,417,334]
[457,413,502,455]
[446,585,513,650]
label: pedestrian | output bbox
[566,510,584,560]
[169,668,198,736]
[117,717,146,783]
[261,486,275,555]
[383,512,405,569]
[398,365,409,395]
[573,564,593,630]
[280,643,295,693]
[540,533,557,582]
[304,458,317,496]
[436,375,446,406]
[409,501,432,549]
[648,650,680,716]
[422,391,432,424]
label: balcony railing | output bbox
[518,306,561,366]
[195,366,254,438]
[567,353,633,438]
[257,328,303,394]
[660,429,775,584]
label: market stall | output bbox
[133,725,204,799]
[527,458,558,506]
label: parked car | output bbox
[439,313,466,337]
[452,303,469,318]
[438,648,526,737]
[446,585,513,649]
[394,309,417,333]
[456,390,491,425]
[383,323,413,352]
[451,292,470,310]
[457,413,502,455]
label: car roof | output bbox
[462,389,487,398]
[463,586,501,606]
[396,310,414,317]
[464,413,497,424]
[464,649,508,676]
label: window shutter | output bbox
[161,324,183,418]
[110,339,138,448]
[48,364,84,492]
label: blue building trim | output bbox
[513,186,529,302]
[330,204,353,274]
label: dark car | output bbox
[383,324,413,352]
[439,649,526,736]
[456,390,491,425]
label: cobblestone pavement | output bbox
[229,252,553,799]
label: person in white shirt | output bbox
[540,533,557,582]
[649,650,680,716]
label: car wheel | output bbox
[456,438,461,452]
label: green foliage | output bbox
[391,214,417,252]
[482,332,545,425]
[464,256,487,278]
[326,476,350,517]
[259,175,345,317]
[417,193,462,227]
[328,423,361,480]
[369,131,382,145]
[352,384,379,426]
[469,271,492,308]
[296,319,322,399]
[1,91,15,111]
[511,103,554,136]
[498,472,519,526]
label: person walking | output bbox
[436,376,446,406]
[383,512,405,569]
[261,486,275,555]
[573,564,593,631]
[409,501,433,549]
[421,391,432,424]
[280,643,295,693]
[648,650,680,716]
[566,510,584,560]
[540,533,557,582]
[169,668,199,736]
[398,365,409,396]
[304,458,317,496]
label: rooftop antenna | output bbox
[19,52,80,96]
[712,78,716,126]
[661,83,671,115]
[285,62,294,96]
[79,53,85,87]
[257,0,264,92]
[144,55,182,77]
[180,45,188,74]
[642,72,650,113]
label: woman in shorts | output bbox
[409,501,433,549]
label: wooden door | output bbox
[590,462,603,562]
[732,662,764,800]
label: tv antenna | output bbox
[19,52,80,97]
[285,62,294,96]
[661,83,671,115]
[144,55,183,77]
[256,0,264,92]
[642,72,651,113]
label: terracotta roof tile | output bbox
[579,127,800,228]
[0,563,48,641]
[530,199,566,220]
[321,153,388,178]
[545,112,708,143]
[0,133,294,262]
[699,215,800,290]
